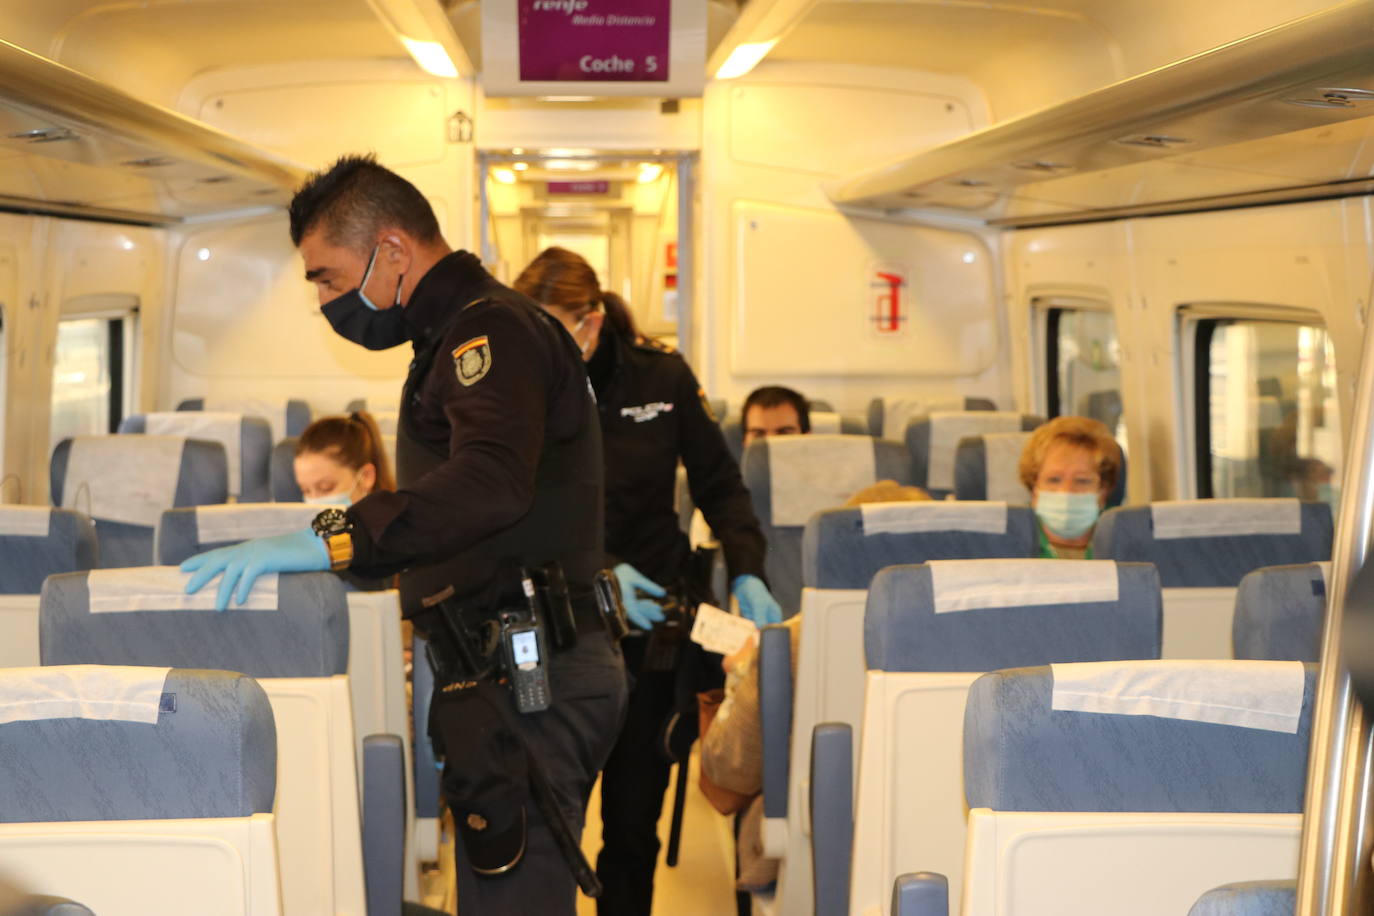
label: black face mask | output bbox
[321,291,412,350]
[319,244,410,350]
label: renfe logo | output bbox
[530,0,589,12]
[518,0,670,83]
[869,264,910,335]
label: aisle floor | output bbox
[577,750,740,916]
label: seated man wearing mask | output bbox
[1017,416,1123,558]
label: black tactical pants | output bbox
[434,630,627,914]
[594,635,679,916]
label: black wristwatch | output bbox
[311,508,354,571]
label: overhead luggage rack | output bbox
[825,0,1374,228]
[0,38,307,226]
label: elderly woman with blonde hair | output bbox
[1018,415,1123,558]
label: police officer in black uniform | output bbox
[514,247,781,915]
[181,156,628,915]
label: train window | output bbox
[50,316,128,453]
[1194,318,1340,504]
[1045,305,1126,449]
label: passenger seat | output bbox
[120,411,272,502]
[904,410,1043,499]
[0,665,282,916]
[0,506,98,668]
[50,435,228,567]
[1093,499,1333,657]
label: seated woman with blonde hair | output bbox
[1018,416,1123,558]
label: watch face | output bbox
[312,508,350,537]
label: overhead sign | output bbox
[547,180,611,194]
[483,0,705,97]
[519,0,669,83]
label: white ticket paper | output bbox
[690,602,759,656]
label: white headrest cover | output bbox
[88,567,280,613]
[927,412,1021,491]
[194,503,318,544]
[1050,659,1306,733]
[64,436,185,527]
[810,411,842,434]
[1150,499,1301,539]
[0,506,52,537]
[204,397,288,446]
[882,398,928,439]
[767,435,876,527]
[147,411,242,498]
[1317,560,1332,586]
[981,432,1033,506]
[928,558,1117,614]
[861,501,1008,536]
[0,664,171,725]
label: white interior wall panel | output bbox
[732,201,996,377]
[1008,196,1371,504]
[701,61,1001,412]
[164,59,476,418]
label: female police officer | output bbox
[180,157,626,915]
[514,247,781,915]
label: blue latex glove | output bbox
[732,574,782,626]
[614,562,667,630]
[181,527,329,611]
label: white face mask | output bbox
[1035,489,1101,539]
[305,491,352,508]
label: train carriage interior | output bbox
[3,0,1374,913]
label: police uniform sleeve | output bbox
[345,305,550,575]
[674,362,768,583]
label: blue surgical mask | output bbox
[305,491,352,508]
[1035,490,1101,539]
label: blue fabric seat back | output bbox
[155,504,319,565]
[865,560,1161,671]
[50,437,228,569]
[1092,500,1333,587]
[177,397,313,438]
[803,504,1038,589]
[120,413,272,503]
[1233,563,1327,662]
[742,436,914,617]
[40,570,349,678]
[0,508,98,594]
[905,412,1044,499]
[964,662,1317,813]
[0,667,276,821]
[1188,880,1296,916]
[272,437,304,502]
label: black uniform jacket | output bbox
[589,326,766,588]
[345,251,602,602]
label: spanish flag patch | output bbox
[453,335,492,387]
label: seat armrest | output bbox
[760,624,793,823]
[810,722,853,916]
[363,733,406,916]
[892,873,949,916]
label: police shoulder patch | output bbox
[453,335,492,387]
